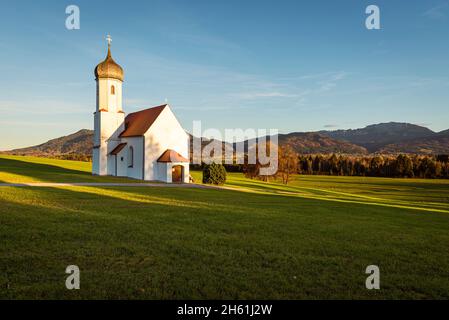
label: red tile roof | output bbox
[109,142,127,155]
[157,149,189,163]
[119,104,167,137]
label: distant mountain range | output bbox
[2,129,94,157]
[320,123,437,153]
[277,132,368,154]
[319,122,449,155]
[2,122,449,157]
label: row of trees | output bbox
[54,153,92,162]
[295,153,449,179]
[240,146,449,183]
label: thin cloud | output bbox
[234,91,301,100]
[0,120,71,127]
[0,99,89,115]
[165,32,242,52]
[416,123,432,127]
[424,2,449,19]
[230,72,347,104]
[315,71,348,93]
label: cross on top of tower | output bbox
[106,34,112,47]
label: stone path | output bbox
[0,182,214,188]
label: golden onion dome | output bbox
[94,44,124,81]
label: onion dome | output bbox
[94,38,124,81]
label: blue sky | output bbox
[1,0,449,150]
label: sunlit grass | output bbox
[1,156,449,299]
[191,170,449,213]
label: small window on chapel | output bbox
[111,85,115,95]
[128,146,134,168]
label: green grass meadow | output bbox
[1,155,449,299]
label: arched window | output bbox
[128,146,134,168]
[111,85,115,95]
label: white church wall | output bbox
[116,148,127,177]
[92,147,100,175]
[97,78,123,113]
[183,163,190,183]
[165,163,172,182]
[97,144,108,175]
[106,150,128,177]
[156,162,168,182]
[94,111,125,176]
[144,106,190,182]
[121,136,144,180]
[100,112,125,142]
[107,154,115,175]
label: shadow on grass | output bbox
[0,157,90,182]
[0,186,327,299]
[293,175,449,190]
[0,157,136,183]
[2,185,449,299]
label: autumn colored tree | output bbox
[277,145,299,184]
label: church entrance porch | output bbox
[156,149,190,183]
[159,162,189,183]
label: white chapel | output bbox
[92,37,190,183]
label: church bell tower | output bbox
[92,35,125,175]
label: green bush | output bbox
[202,163,227,185]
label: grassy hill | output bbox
[1,129,93,158]
[1,155,449,299]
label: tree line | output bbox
[205,146,449,183]
[55,153,92,162]
[294,153,449,179]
